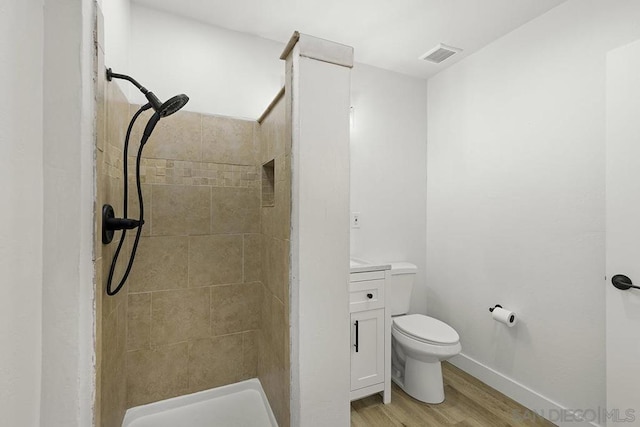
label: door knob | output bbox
[612,274,640,291]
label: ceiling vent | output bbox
[419,43,463,64]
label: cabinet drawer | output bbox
[349,279,384,312]
[350,270,385,282]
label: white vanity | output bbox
[349,259,391,403]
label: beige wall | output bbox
[96,55,130,427]
[97,72,291,425]
[123,108,262,407]
[257,93,291,427]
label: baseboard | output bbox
[449,353,602,427]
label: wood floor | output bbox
[351,362,556,427]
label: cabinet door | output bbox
[351,308,385,391]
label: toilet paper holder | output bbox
[489,304,503,313]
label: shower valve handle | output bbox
[102,204,144,244]
[106,217,144,231]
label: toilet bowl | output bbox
[391,314,461,404]
[386,262,461,404]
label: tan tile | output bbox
[202,115,256,165]
[241,330,258,380]
[243,234,262,283]
[127,183,151,237]
[210,282,262,336]
[151,288,210,346]
[128,236,188,292]
[130,108,202,161]
[270,296,286,367]
[106,82,130,153]
[188,235,243,287]
[101,306,126,427]
[127,293,151,351]
[264,237,288,302]
[126,343,189,407]
[187,334,243,393]
[211,187,260,234]
[96,48,106,153]
[151,184,210,236]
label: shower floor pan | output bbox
[122,378,278,427]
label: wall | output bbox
[288,36,352,427]
[101,0,130,94]
[350,63,428,314]
[257,92,291,427]
[0,1,43,426]
[122,106,262,408]
[426,0,640,421]
[96,64,132,427]
[41,0,95,426]
[130,4,284,119]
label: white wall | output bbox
[0,1,44,426]
[41,0,95,425]
[130,4,284,119]
[102,0,131,94]
[427,0,640,421]
[288,35,352,427]
[350,64,428,314]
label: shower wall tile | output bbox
[128,236,188,293]
[130,108,202,162]
[126,342,190,407]
[211,187,260,234]
[243,233,262,283]
[257,93,291,427]
[123,107,267,409]
[150,288,210,346]
[127,293,151,351]
[188,235,243,287]
[210,282,262,336]
[106,83,131,153]
[127,183,151,237]
[187,334,243,394]
[151,184,210,236]
[241,330,258,379]
[202,116,256,165]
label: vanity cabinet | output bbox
[349,268,391,403]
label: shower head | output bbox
[159,94,189,117]
[106,68,189,117]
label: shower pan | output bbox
[102,68,189,296]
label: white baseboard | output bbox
[449,353,602,427]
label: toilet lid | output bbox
[393,314,459,345]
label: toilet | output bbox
[388,262,461,404]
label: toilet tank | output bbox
[387,262,418,316]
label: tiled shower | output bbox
[95,38,290,426]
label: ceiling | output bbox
[132,0,567,79]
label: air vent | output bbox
[419,43,462,64]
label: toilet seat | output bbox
[393,314,459,345]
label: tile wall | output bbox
[124,108,263,407]
[257,93,291,427]
[95,41,131,427]
[95,34,291,423]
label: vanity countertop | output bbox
[350,258,391,274]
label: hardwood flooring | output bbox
[351,362,556,426]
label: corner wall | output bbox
[426,0,640,421]
[350,63,428,314]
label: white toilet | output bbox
[388,262,461,404]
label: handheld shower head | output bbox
[106,68,189,117]
[160,94,189,117]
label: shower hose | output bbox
[105,104,152,296]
